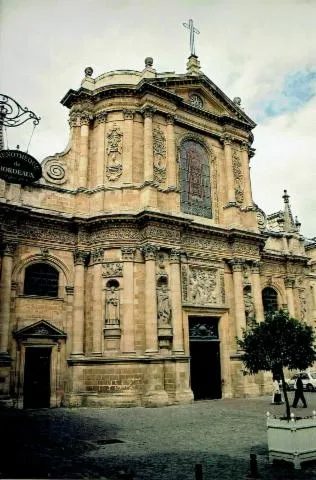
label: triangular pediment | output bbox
[14,320,67,339]
[148,75,256,128]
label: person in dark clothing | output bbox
[292,375,307,408]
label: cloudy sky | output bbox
[0,0,315,238]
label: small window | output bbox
[24,263,59,297]
[262,287,278,314]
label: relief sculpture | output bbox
[153,126,167,184]
[106,123,123,181]
[188,267,217,304]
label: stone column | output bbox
[221,134,236,205]
[284,277,295,317]
[166,114,177,188]
[91,248,104,355]
[123,110,134,183]
[250,261,264,322]
[95,112,107,185]
[169,249,184,354]
[229,259,246,341]
[142,244,158,354]
[143,107,155,183]
[71,249,88,356]
[121,247,136,354]
[0,242,16,356]
[78,113,91,188]
[240,141,253,207]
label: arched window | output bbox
[24,263,59,297]
[262,287,278,314]
[179,140,212,218]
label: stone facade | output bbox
[0,57,315,408]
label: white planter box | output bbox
[267,413,316,469]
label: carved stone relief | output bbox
[43,159,68,185]
[141,225,181,243]
[188,267,217,304]
[106,123,123,181]
[153,126,167,184]
[102,263,123,277]
[232,150,244,204]
[157,284,172,325]
[244,287,255,325]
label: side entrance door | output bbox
[23,347,51,408]
[189,317,222,400]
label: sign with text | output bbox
[0,149,42,184]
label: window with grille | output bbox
[262,287,278,313]
[24,263,59,297]
[180,140,212,218]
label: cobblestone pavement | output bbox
[1,393,316,480]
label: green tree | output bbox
[237,309,315,420]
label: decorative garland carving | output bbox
[102,263,123,277]
[231,242,259,257]
[106,123,123,181]
[43,159,67,185]
[141,224,181,243]
[232,150,244,204]
[90,226,140,244]
[153,126,167,184]
[220,274,226,303]
[181,265,188,301]
[181,234,227,254]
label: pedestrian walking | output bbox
[292,375,307,408]
[272,376,282,404]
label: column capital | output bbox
[228,258,244,272]
[73,249,89,266]
[79,111,93,126]
[141,244,158,261]
[250,260,261,274]
[169,249,181,263]
[123,109,134,120]
[220,133,233,146]
[166,114,176,125]
[121,247,136,261]
[240,140,250,151]
[2,242,17,257]
[90,248,104,264]
[95,111,107,125]
[284,276,295,289]
[142,106,156,118]
[68,112,80,128]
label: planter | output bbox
[267,411,316,469]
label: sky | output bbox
[0,0,315,238]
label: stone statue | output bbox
[244,290,255,324]
[157,285,171,324]
[105,286,120,325]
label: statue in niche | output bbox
[157,284,171,324]
[244,289,255,325]
[105,286,120,325]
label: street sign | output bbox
[0,149,42,184]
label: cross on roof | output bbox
[183,19,200,56]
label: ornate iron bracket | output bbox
[0,94,40,128]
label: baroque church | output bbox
[0,51,315,408]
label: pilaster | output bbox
[240,141,253,207]
[91,248,104,355]
[169,249,184,354]
[121,247,136,354]
[143,107,155,183]
[284,276,295,317]
[229,258,246,343]
[250,261,264,322]
[141,244,158,354]
[71,249,89,356]
[123,110,134,183]
[166,114,177,189]
[78,112,92,188]
[0,242,16,357]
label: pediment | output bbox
[14,320,67,339]
[149,75,256,128]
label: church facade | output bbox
[0,55,315,408]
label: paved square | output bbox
[1,394,316,479]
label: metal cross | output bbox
[183,19,200,56]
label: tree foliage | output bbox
[237,309,315,419]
